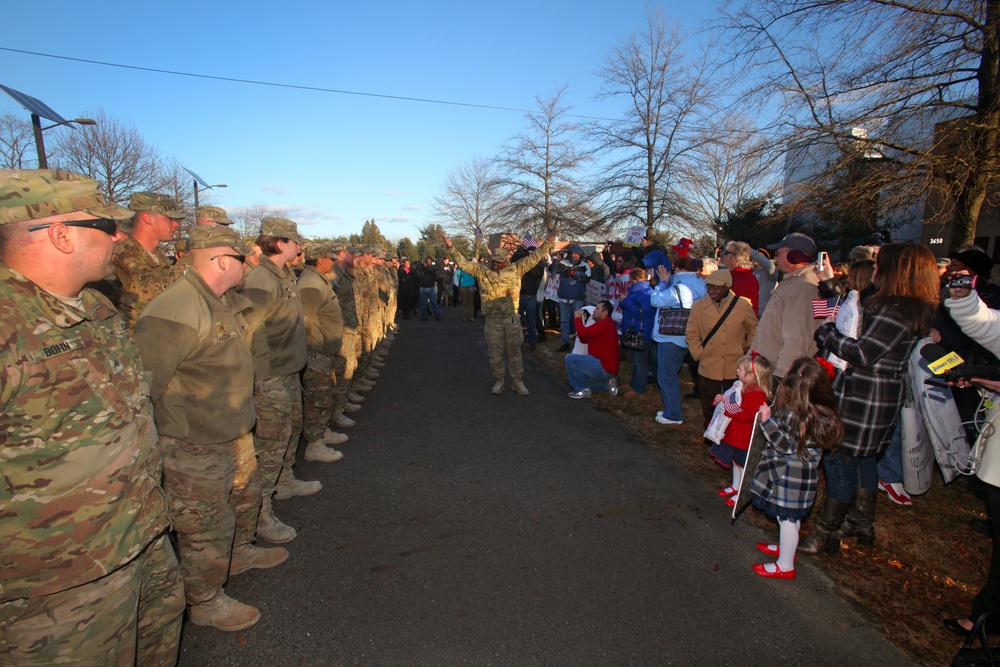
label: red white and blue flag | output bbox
[811,296,843,319]
[473,226,485,242]
[522,232,539,249]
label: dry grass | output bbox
[530,331,990,666]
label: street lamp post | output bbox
[32,114,96,169]
[182,167,226,218]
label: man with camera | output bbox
[548,244,592,351]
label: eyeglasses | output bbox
[211,253,246,264]
[720,249,732,255]
[27,219,118,235]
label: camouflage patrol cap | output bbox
[196,205,234,226]
[260,217,305,243]
[329,240,350,254]
[357,245,374,256]
[0,169,134,224]
[372,246,387,259]
[129,191,186,219]
[490,247,512,263]
[174,237,191,254]
[304,241,335,260]
[188,224,252,254]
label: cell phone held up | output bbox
[949,274,977,290]
[816,251,827,272]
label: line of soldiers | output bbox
[0,169,399,664]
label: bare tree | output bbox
[591,8,714,234]
[676,113,780,237]
[721,0,1000,249]
[496,87,597,239]
[0,113,35,169]
[430,157,510,240]
[51,108,166,204]
[228,201,280,238]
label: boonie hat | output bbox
[197,205,234,226]
[0,169,134,224]
[129,191,186,219]
[188,224,252,254]
[260,217,305,243]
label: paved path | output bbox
[178,308,913,666]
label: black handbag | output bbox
[621,301,646,351]
[952,614,997,667]
[657,287,691,336]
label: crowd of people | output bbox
[0,169,401,663]
[6,164,1000,663]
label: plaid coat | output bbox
[750,410,822,513]
[814,305,919,458]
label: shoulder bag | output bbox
[657,286,691,336]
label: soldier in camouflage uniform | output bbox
[330,244,363,427]
[444,231,554,395]
[242,217,316,544]
[298,241,348,462]
[197,204,235,226]
[0,169,184,666]
[350,247,378,402]
[113,191,185,330]
[134,225,288,633]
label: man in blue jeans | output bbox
[548,245,591,351]
[564,301,620,398]
[416,257,441,321]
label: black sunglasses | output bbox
[211,253,246,264]
[27,219,118,235]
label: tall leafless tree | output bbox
[721,0,1000,249]
[228,201,281,238]
[495,87,597,239]
[430,157,510,241]
[51,108,166,204]
[591,8,714,235]
[0,113,35,169]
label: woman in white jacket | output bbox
[943,283,1000,635]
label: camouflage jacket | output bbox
[242,256,307,379]
[113,236,181,331]
[134,269,256,445]
[331,263,359,330]
[0,265,168,601]
[298,265,344,356]
[451,241,553,317]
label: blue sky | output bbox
[2,1,715,241]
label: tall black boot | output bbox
[798,495,852,555]
[837,488,878,546]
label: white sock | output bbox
[776,519,800,571]
[732,464,743,491]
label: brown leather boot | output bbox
[798,495,851,555]
[837,488,878,546]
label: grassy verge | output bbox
[530,331,989,666]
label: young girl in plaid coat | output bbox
[750,358,844,579]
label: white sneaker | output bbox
[655,412,682,425]
[608,377,620,396]
[568,388,593,399]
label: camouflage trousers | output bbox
[357,329,373,384]
[484,313,525,381]
[459,286,475,320]
[0,534,184,666]
[302,351,336,443]
[253,373,303,498]
[335,329,359,413]
[159,433,261,605]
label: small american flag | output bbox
[522,232,539,249]
[473,226,485,242]
[811,296,842,319]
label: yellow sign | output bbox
[928,351,964,375]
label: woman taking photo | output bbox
[800,242,939,554]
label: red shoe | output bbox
[724,498,736,507]
[717,486,738,497]
[755,543,797,561]
[752,562,796,579]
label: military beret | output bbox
[188,224,252,254]
[196,205,234,226]
[129,191,186,219]
[260,217,305,243]
[0,169,134,224]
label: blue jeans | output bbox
[877,422,904,484]
[559,299,585,344]
[824,450,879,502]
[519,293,538,344]
[627,339,657,393]
[565,353,614,393]
[657,342,688,421]
[419,287,440,318]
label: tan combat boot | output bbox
[256,497,296,543]
[366,369,381,380]
[229,544,289,576]
[304,440,344,463]
[188,592,260,632]
[371,360,386,369]
[348,391,366,403]
[511,379,530,396]
[274,470,322,500]
[343,402,362,413]
[332,413,356,429]
[491,380,504,395]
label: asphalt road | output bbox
[178,307,913,666]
